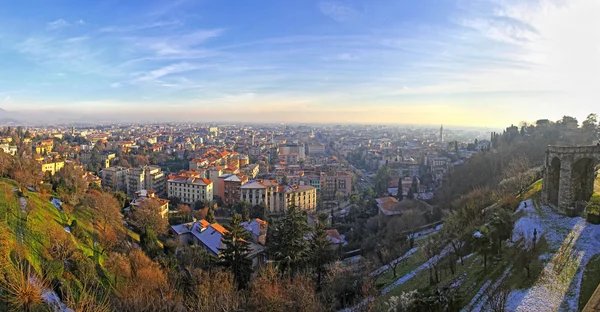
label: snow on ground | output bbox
[504,202,600,312]
[471,267,512,312]
[381,244,453,295]
[371,247,418,277]
[51,197,63,210]
[42,289,73,312]
[462,280,491,312]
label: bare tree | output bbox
[485,283,512,312]
[501,155,533,196]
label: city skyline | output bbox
[1,0,598,126]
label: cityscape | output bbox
[0,0,599,312]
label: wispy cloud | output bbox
[318,1,359,23]
[46,18,84,30]
[46,19,69,30]
[99,20,182,33]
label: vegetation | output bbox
[579,255,600,310]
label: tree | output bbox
[206,204,216,223]
[252,202,267,220]
[269,197,310,275]
[374,166,391,196]
[396,178,404,201]
[407,187,414,200]
[177,204,192,223]
[377,237,410,279]
[501,155,533,196]
[131,199,168,235]
[220,214,253,289]
[473,226,492,273]
[86,192,123,238]
[582,113,598,143]
[310,222,332,290]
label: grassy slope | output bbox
[579,254,600,311]
[375,180,548,309]
[0,178,109,281]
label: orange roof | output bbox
[211,223,228,234]
[199,220,210,228]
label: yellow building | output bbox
[41,161,65,175]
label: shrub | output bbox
[586,194,600,224]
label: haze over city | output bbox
[1,0,598,126]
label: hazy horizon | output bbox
[1,0,599,127]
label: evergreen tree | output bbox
[310,222,332,290]
[220,214,253,289]
[206,205,216,223]
[269,195,310,275]
[396,177,403,200]
[407,187,414,200]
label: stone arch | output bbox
[572,157,596,202]
[542,145,600,213]
[547,157,561,207]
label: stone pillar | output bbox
[541,151,550,205]
[558,157,573,212]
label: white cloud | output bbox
[46,19,69,30]
[132,62,210,83]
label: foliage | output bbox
[248,264,324,312]
[268,198,311,275]
[310,221,333,289]
[219,214,253,289]
[586,194,600,215]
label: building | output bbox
[275,184,317,214]
[376,197,403,216]
[440,125,444,142]
[241,218,268,245]
[240,180,317,215]
[308,143,326,155]
[170,219,266,266]
[126,166,165,197]
[0,144,17,156]
[167,172,214,205]
[41,160,65,176]
[100,166,129,192]
[83,172,102,188]
[240,164,260,179]
[130,190,170,218]
[320,171,353,199]
[279,143,306,160]
[218,173,248,207]
[240,179,279,210]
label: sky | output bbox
[0,0,599,126]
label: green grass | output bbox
[579,254,600,311]
[375,252,426,289]
[504,236,550,290]
[521,179,543,200]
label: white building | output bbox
[167,172,214,204]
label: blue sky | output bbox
[0,0,598,126]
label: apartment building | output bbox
[275,184,317,214]
[167,172,214,205]
[100,166,129,192]
[240,180,316,215]
[218,173,248,207]
[126,166,165,197]
[320,171,352,199]
[308,143,326,155]
[240,164,259,179]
